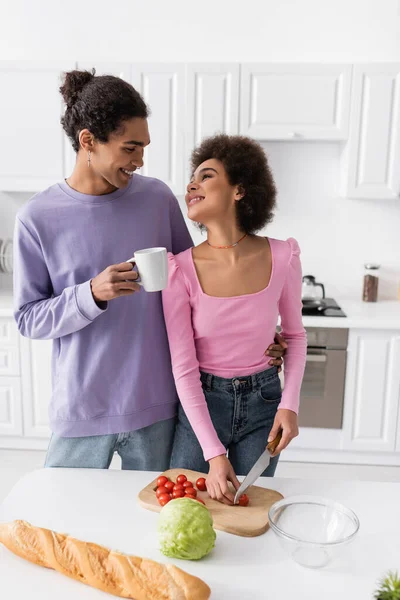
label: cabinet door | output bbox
[240,63,351,140]
[185,64,239,178]
[341,64,400,199]
[0,61,75,191]
[0,377,23,436]
[76,62,131,81]
[0,318,20,376]
[342,329,400,452]
[131,64,186,195]
[20,337,52,439]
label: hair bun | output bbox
[60,69,95,108]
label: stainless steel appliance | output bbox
[299,327,348,429]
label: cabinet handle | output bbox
[288,132,302,138]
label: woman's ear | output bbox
[235,184,245,201]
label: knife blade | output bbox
[233,430,282,504]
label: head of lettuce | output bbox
[158,498,216,560]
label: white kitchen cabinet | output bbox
[76,62,131,81]
[0,61,75,191]
[342,329,400,452]
[240,63,352,141]
[0,317,23,436]
[131,64,186,195]
[185,64,240,178]
[341,64,400,200]
[20,336,52,439]
[0,378,23,437]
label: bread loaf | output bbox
[0,520,211,600]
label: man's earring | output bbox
[87,150,91,167]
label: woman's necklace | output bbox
[207,233,247,250]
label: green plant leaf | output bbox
[374,571,400,600]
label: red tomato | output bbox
[157,476,169,487]
[164,481,174,492]
[196,477,207,492]
[182,480,193,489]
[156,486,168,498]
[184,487,197,497]
[195,498,206,505]
[172,489,185,498]
[172,483,184,492]
[238,494,250,507]
[158,493,171,506]
[176,474,187,484]
[184,494,196,499]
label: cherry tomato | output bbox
[195,498,206,505]
[182,480,194,489]
[172,489,185,498]
[238,494,250,507]
[158,493,171,506]
[196,477,207,492]
[184,494,196,499]
[164,481,174,492]
[184,487,197,497]
[172,483,184,492]
[157,476,169,487]
[176,474,187,484]
[156,486,168,498]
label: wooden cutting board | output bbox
[137,468,283,538]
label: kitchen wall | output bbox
[1,0,400,298]
[1,0,399,62]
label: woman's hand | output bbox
[264,332,288,372]
[267,409,299,457]
[206,455,240,505]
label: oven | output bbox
[298,327,348,429]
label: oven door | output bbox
[298,347,347,429]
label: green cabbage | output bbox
[158,498,216,560]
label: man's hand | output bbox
[267,409,299,457]
[264,332,288,372]
[90,262,140,303]
[206,455,240,506]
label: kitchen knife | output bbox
[233,430,282,504]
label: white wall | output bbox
[262,143,400,300]
[1,0,400,62]
[1,0,400,299]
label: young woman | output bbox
[14,70,286,471]
[162,135,307,504]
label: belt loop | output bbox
[251,373,257,392]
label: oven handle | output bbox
[306,348,327,362]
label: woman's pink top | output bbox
[162,237,307,461]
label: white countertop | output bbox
[1,291,400,328]
[302,298,400,330]
[0,468,399,599]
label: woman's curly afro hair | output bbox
[60,69,149,152]
[190,134,277,235]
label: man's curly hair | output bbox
[190,134,277,234]
[60,69,149,152]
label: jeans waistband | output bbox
[200,366,279,393]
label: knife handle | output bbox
[267,430,282,454]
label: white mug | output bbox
[127,247,168,292]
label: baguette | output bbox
[0,520,211,600]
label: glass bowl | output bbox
[268,495,360,568]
